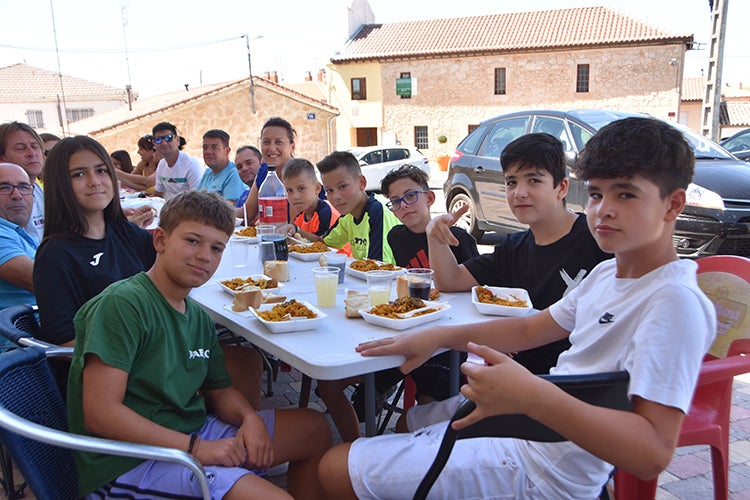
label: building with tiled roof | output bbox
[70,76,338,165]
[680,77,750,135]
[327,6,694,159]
[0,63,129,136]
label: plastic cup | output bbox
[406,268,434,300]
[261,233,288,261]
[229,237,250,267]
[312,266,339,307]
[256,224,275,236]
[258,241,276,266]
[366,270,392,306]
[327,253,347,284]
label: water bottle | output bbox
[258,165,288,233]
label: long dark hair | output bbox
[42,136,125,240]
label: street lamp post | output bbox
[245,34,264,114]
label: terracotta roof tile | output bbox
[332,7,691,63]
[725,102,750,127]
[682,78,705,101]
[0,63,127,100]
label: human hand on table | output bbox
[426,204,469,246]
[356,327,440,374]
[123,205,155,228]
[452,342,543,431]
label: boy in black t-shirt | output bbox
[427,133,611,377]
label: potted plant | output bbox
[436,134,450,171]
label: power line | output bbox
[0,34,243,54]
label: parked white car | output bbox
[347,146,430,191]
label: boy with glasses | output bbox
[0,163,37,310]
[152,122,204,200]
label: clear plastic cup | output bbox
[229,236,250,267]
[326,253,347,284]
[256,224,275,236]
[258,241,276,266]
[366,270,392,306]
[312,266,339,307]
[405,268,434,300]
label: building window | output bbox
[25,110,44,128]
[414,126,428,149]
[494,68,506,95]
[351,78,366,100]
[400,72,411,99]
[576,64,590,93]
[66,108,95,122]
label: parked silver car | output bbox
[347,146,430,191]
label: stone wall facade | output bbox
[92,82,337,165]
[333,42,686,157]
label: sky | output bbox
[0,0,748,99]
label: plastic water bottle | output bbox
[258,165,288,233]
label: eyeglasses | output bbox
[386,190,429,212]
[153,134,176,145]
[0,183,34,196]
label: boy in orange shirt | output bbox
[281,158,340,238]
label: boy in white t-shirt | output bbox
[317,117,717,499]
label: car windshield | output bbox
[568,110,734,160]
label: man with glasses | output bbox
[0,122,45,243]
[152,122,204,200]
[197,129,245,204]
[0,163,37,311]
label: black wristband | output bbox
[187,433,198,454]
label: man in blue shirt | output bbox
[0,163,37,310]
[197,129,245,204]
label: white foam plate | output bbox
[345,260,404,280]
[359,300,451,331]
[216,274,284,295]
[289,248,339,261]
[471,286,533,317]
[249,300,327,333]
[233,227,261,244]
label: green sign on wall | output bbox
[396,77,411,97]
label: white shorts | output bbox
[87,411,275,499]
[348,420,544,500]
[406,394,464,432]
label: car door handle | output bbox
[475,166,486,174]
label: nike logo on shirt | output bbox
[599,312,615,324]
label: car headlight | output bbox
[685,183,725,210]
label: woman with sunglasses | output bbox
[151,122,203,200]
[115,135,160,194]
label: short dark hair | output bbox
[500,133,566,187]
[203,129,230,147]
[159,190,235,237]
[152,122,177,136]
[317,151,361,178]
[575,117,694,198]
[42,136,124,240]
[380,164,429,197]
[282,158,317,183]
[39,133,60,142]
[261,117,296,145]
[236,145,261,161]
[0,121,44,157]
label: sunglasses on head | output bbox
[153,134,176,145]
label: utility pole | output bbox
[701,0,729,141]
[244,34,263,114]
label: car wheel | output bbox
[448,193,484,241]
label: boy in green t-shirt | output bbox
[314,151,400,264]
[67,190,331,499]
